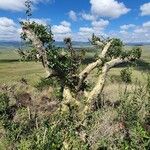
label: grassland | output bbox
[0,46,149,150]
[0,48,45,85]
[0,45,149,86]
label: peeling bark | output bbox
[100,40,113,58]
[22,28,52,77]
[77,40,113,91]
[87,58,129,109]
[77,59,102,91]
[62,87,81,109]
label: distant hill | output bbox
[0,41,92,49]
[0,41,150,49]
[125,42,150,46]
[0,41,22,48]
[56,41,91,48]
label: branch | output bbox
[22,27,53,77]
[94,41,104,47]
[77,40,113,91]
[87,58,129,104]
[77,59,102,91]
[100,40,113,58]
[62,87,81,112]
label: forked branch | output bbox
[87,58,129,107]
[77,40,113,91]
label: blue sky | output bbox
[0,0,150,42]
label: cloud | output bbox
[0,17,20,41]
[29,18,50,25]
[53,33,72,41]
[0,0,48,11]
[134,21,150,33]
[0,17,51,41]
[77,19,109,41]
[77,27,94,41]
[0,17,16,27]
[90,0,130,18]
[68,10,77,21]
[116,21,150,43]
[120,24,135,30]
[119,30,128,34]
[52,21,72,41]
[143,21,150,29]
[81,13,96,21]
[79,27,94,33]
[21,18,51,25]
[79,19,109,33]
[61,21,71,27]
[140,2,150,16]
[0,17,72,42]
[109,30,150,43]
[92,19,109,29]
[52,21,71,34]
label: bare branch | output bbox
[77,59,102,91]
[87,58,129,104]
[100,40,113,58]
[94,41,104,47]
[77,40,113,91]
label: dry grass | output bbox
[88,108,123,150]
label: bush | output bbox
[131,47,142,60]
[0,93,9,115]
[117,82,150,150]
[120,68,132,83]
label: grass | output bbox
[0,46,149,150]
[108,46,150,84]
[0,49,45,85]
[0,45,149,85]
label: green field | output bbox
[0,45,150,86]
[0,48,46,85]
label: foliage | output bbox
[0,93,9,115]
[17,47,38,61]
[107,38,123,58]
[130,47,142,60]
[0,92,88,149]
[116,81,150,150]
[91,34,142,62]
[35,77,55,90]
[86,78,150,150]
[21,20,83,91]
[120,67,132,83]
[21,22,54,48]
[36,77,63,99]
[47,47,81,91]
[1,79,150,149]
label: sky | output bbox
[0,0,150,43]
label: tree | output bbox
[20,1,142,146]
[21,20,142,137]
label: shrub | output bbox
[0,93,9,115]
[120,68,132,83]
[117,82,150,150]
